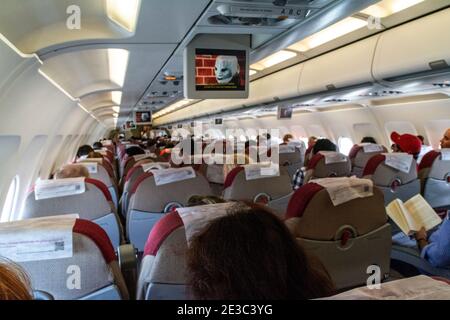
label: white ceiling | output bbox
[1,0,446,129]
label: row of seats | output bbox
[3,138,448,299]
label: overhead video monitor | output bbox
[278,105,293,119]
[168,125,172,130]
[134,111,152,125]
[126,121,136,130]
[178,124,183,129]
[191,122,196,128]
[184,34,250,99]
[215,118,223,126]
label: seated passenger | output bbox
[413,213,450,268]
[440,128,450,149]
[54,164,90,179]
[416,135,433,164]
[187,195,226,207]
[0,258,33,300]
[125,146,145,157]
[186,203,335,299]
[76,145,94,161]
[87,151,103,159]
[281,134,294,145]
[361,136,377,144]
[292,139,337,190]
[390,131,422,160]
[92,142,103,150]
[308,136,318,149]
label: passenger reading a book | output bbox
[389,195,450,268]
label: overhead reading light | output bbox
[108,49,129,87]
[107,0,141,33]
[288,17,367,52]
[360,0,424,18]
[249,69,258,76]
[251,50,297,71]
[112,91,123,105]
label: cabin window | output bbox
[1,175,19,222]
[338,137,354,156]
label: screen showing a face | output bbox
[135,111,152,124]
[215,118,223,125]
[195,49,246,91]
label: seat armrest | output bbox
[118,244,138,300]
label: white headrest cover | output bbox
[150,167,196,186]
[244,163,280,181]
[177,203,235,245]
[0,214,78,262]
[383,153,413,173]
[319,151,348,165]
[35,178,86,200]
[312,176,373,206]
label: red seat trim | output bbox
[223,166,244,189]
[285,183,324,220]
[125,165,144,182]
[73,219,117,263]
[348,145,362,160]
[362,154,386,177]
[419,151,441,171]
[143,212,184,256]
[85,178,113,202]
[129,172,154,195]
[307,153,325,170]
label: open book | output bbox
[386,194,442,236]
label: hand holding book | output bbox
[386,194,442,236]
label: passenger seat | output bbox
[418,150,450,210]
[285,177,391,290]
[348,144,387,178]
[0,216,129,300]
[23,178,123,249]
[304,151,351,183]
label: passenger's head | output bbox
[76,145,94,159]
[361,137,377,144]
[92,142,103,150]
[125,146,145,157]
[187,195,226,207]
[87,151,103,159]
[390,132,422,159]
[417,135,425,144]
[54,164,90,179]
[283,134,294,144]
[0,258,33,300]
[441,128,450,149]
[313,139,337,155]
[187,203,335,300]
[308,136,317,148]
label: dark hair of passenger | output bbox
[312,139,337,155]
[187,203,335,300]
[187,195,226,207]
[76,145,94,158]
[92,142,103,150]
[361,137,377,144]
[417,135,425,144]
[125,146,145,157]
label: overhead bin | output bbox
[298,35,379,96]
[246,64,303,105]
[373,8,450,83]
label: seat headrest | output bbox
[285,183,387,240]
[419,150,442,170]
